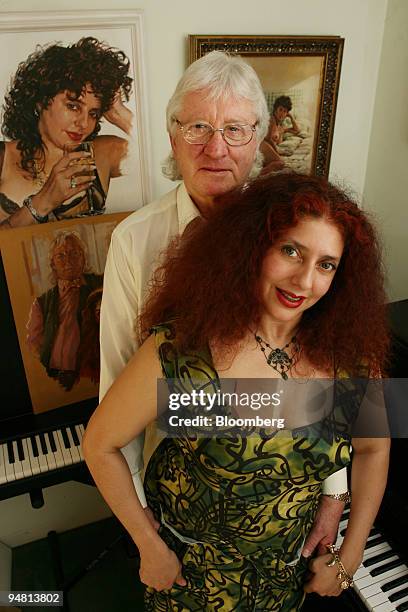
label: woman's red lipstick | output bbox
[276,288,305,308]
[66,131,83,142]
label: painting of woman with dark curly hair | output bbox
[0,18,150,230]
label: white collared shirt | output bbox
[99,182,200,505]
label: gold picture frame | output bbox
[189,35,344,176]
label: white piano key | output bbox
[20,438,33,478]
[360,568,408,598]
[55,429,73,466]
[354,547,397,580]
[35,434,49,473]
[356,566,408,591]
[0,444,7,485]
[66,428,81,463]
[364,542,394,559]
[78,424,85,436]
[12,441,24,480]
[3,444,16,482]
[48,431,65,469]
[75,425,84,460]
[25,438,41,476]
[43,433,57,471]
[364,586,405,610]
[373,594,408,611]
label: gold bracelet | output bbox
[326,544,354,590]
[323,491,351,504]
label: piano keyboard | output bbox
[0,424,85,485]
[337,512,408,611]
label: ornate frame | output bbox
[189,35,344,176]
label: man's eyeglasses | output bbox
[174,119,257,146]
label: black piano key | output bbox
[364,534,386,549]
[382,574,408,592]
[364,549,396,567]
[16,438,25,461]
[39,432,48,455]
[49,432,57,453]
[342,509,350,520]
[61,428,71,449]
[30,435,39,458]
[390,586,408,602]
[70,426,80,446]
[371,558,405,577]
[7,440,15,463]
[396,602,408,612]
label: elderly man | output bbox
[99,51,348,560]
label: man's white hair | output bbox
[162,51,269,181]
[48,231,89,283]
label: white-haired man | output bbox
[99,51,348,562]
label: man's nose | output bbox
[203,130,228,157]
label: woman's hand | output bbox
[304,549,361,597]
[139,538,187,592]
[103,91,133,134]
[31,150,96,216]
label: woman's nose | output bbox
[75,111,89,130]
[292,265,314,291]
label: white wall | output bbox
[364,0,408,301]
[0,0,389,544]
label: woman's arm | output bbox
[305,436,390,596]
[82,334,186,591]
[103,92,133,135]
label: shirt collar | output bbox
[176,182,201,234]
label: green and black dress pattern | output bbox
[144,324,356,612]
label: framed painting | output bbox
[0,10,152,224]
[0,211,128,413]
[189,35,344,176]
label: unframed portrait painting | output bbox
[0,212,128,413]
[189,35,344,177]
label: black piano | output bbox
[0,255,97,506]
[304,300,408,612]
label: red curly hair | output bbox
[140,173,390,376]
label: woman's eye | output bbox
[67,103,79,111]
[320,261,337,272]
[281,245,298,257]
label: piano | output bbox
[0,400,96,504]
[0,254,97,506]
[304,299,408,612]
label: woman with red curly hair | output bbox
[84,173,390,611]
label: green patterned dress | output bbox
[144,324,356,612]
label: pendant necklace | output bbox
[254,333,300,380]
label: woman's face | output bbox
[37,85,101,150]
[258,217,344,327]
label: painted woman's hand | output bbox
[103,91,133,134]
[31,150,95,216]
